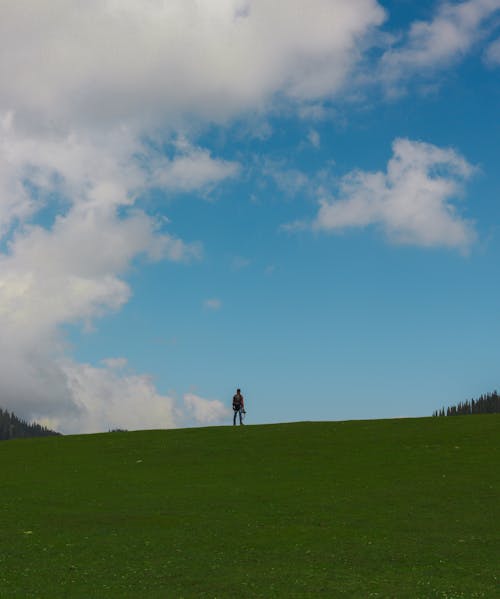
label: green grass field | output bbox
[1,416,499,598]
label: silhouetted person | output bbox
[232,388,245,425]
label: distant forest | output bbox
[0,407,61,440]
[433,391,500,417]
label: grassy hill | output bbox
[1,417,499,598]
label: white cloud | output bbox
[380,0,500,86]
[58,360,179,434]
[0,196,201,431]
[183,393,231,425]
[0,1,386,131]
[0,204,199,331]
[0,114,211,431]
[0,115,239,223]
[149,137,240,192]
[307,138,477,251]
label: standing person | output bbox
[232,388,245,426]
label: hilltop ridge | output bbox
[1,416,499,597]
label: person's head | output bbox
[236,388,241,394]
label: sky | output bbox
[0,0,499,434]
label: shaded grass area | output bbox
[0,416,499,597]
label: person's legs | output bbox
[239,409,243,425]
[233,410,237,425]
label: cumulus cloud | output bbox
[183,393,231,425]
[0,0,386,131]
[54,360,179,434]
[379,0,500,87]
[304,138,477,251]
[148,137,240,192]
[0,128,203,332]
[0,115,214,431]
[0,115,239,225]
[0,203,200,435]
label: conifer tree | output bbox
[433,391,500,417]
[0,407,61,440]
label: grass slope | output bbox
[1,417,499,598]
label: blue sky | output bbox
[0,0,499,433]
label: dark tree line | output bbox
[433,391,500,417]
[0,407,61,440]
